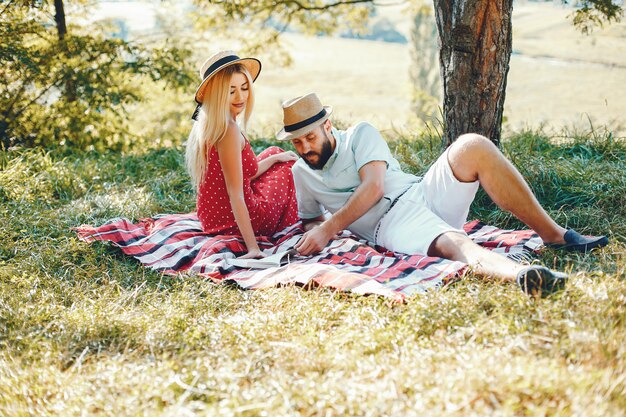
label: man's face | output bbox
[291,122,334,170]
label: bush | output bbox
[0,2,195,152]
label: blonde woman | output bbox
[186,51,299,259]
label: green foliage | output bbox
[564,0,624,33]
[192,0,374,65]
[1,1,195,151]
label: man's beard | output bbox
[301,130,333,170]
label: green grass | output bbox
[1,129,625,416]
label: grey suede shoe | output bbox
[517,265,568,297]
[545,229,608,253]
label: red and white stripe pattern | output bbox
[75,215,543,302]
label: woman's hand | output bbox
[238,248,266,259]
[252,150,299,180]
[272,151,299,164]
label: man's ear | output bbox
[323,119,332,134]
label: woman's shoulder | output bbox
[217,121,244,149]
[225,120,241,139]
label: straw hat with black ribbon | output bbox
[191,50,261,121]
[276,93,333,141]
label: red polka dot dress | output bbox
[196,142,299,236]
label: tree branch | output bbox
[212,0,375,12]
[12,78,64,119]
[0,0,15,16]
[283,0,373,11]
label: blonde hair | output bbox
[186,64,255,190]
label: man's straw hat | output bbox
[276,93,333,141]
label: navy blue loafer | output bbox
[545,229,608,253]
[517,265,568,297]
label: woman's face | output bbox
[229,72,249,118]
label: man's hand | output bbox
[295,223,336,256]
[303,219,324,232]
[296,161,387,256]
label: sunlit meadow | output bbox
[2,1,625,415]
[1,126,625,416]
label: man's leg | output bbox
[428,231,524,280]
[429,232,567,295]
[447,134,567,244]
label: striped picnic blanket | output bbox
[74,214,543,302]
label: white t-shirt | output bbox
[292,121,420,242]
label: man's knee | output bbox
[446,134,489,180]
[452,133,495,155]
[427,231,473,259]
[447,134,499,182]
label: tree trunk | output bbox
[434,0,513,147]
[54,0,68,40]
[1,118,9,150]
[54,0,76,102]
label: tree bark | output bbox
[54,0,76,102]
[54,0,67,40]
[1,118,9,149]
[434,0,513,147]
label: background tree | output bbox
[434,0,514,146]
[1,0,195,150]
[410,1,440,122]
[197,0,623,146]
[433,0,623,146]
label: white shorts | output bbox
[375,148,479,255]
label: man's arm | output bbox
[301,215,325,232]
[295,161,386,255]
